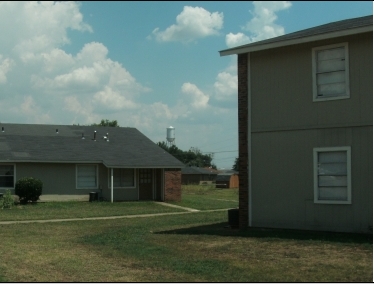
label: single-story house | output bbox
[181,166,217,185]
[215,172,239,189]
[219,15,373,233]
[0,123,184,202]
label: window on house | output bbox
[0,165,15,188]
[76,165,98,189]
[110,169,135,188]
[312,43,349,101]
[313,147,351,204]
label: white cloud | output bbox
[0,56,14,84]
[0,1,151,126]
[225,1,292,47]
[225,32,251,48]
[19,96,51,124]
[181,82,209,109]
[93,86,138,112]
[152,6,223,43]
[213,71,238,101]
[0,1,92,58]
[244,1,292,42]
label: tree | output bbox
[232,157,239,171]
[91,119,119,127]
[156,142,216,169]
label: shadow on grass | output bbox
[155,222,373,244]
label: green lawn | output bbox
[0,201,185,221]
[0,186,372,282]
[0,185,238,221]
[168,184,239,210]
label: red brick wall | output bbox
[238,54,249,228]
[164,169,181,202]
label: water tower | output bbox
[166,126,175,146]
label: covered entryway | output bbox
[139,169,153,200]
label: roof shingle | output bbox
[0,123,185,168]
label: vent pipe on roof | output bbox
[1,127,4,132]
[106,133,109,142]
[56,129,59,134]
[82,133,85,140]
[94,130,96,141]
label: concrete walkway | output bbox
[0,208,232,225]
[154,201,200,212]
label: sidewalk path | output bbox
[154,201,200,212]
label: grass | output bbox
[168,184,239,210]
[0,185,237,221]
[0,185,372,282]
[0,201,185,221]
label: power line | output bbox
[203,150,238,154]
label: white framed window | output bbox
[108,168,136,188]
[312,42,350,101]
[313,146,351,204]
[0,164,15,188]
[76,165,98,189]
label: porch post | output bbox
[111,168,113,203]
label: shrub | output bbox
[15,177,43,204]
[0,189,14,209]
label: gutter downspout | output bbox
[111,168,113,203]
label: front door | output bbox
[139,169,153,200]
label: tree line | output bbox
[156,141,217,169]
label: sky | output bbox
[0,1,372,169]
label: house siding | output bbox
[7,164,173,202]
[251,33,372,132]
[15,163,85,195]
[251,126,372,232]
[242,32,373,233]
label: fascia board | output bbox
[219,26,372,56]
[0,160,103,164]
[102,163,185,169]
[0,160,185,169]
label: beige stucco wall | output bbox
[249,32,373,233]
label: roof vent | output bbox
[81,133,85,140]
[93,130,97,141]
[56,129,59,134]
[103,133,109,142]
[1,127,4,132]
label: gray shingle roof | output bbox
[0,123,185,168]
[181,166,218,175]
[220,15,373,55]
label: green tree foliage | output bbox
[15,177,43,204]
[157,142,217,169]
[232,157,239,171]
[91,119,119,127]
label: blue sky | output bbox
[0,1,372,169]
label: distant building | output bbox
[215,172,239,189]
[181,166,217,185]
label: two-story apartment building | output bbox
[220,15,373,233]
